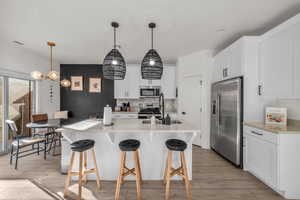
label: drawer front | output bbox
[244,126,278,145]
[112,114,122,118]
[112,114,138,119]
[126,114,138,119]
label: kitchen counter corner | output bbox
[244,120,300,134]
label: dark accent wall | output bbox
[60,64,115,119]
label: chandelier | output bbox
[31,42,71,87]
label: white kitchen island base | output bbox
[61,119,198,181]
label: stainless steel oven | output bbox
[140,87,160,98]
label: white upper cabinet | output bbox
[229,40,243,78]
[161,66,176,99]
[114,64,176,99]
[127,66,140,98]
[212,53,224,82]
[140,78,161,86]
[258,15,300,99]
[259,29,294,98]
[212,39,244,83]
[292,24,300,98]
[114,65,140,99]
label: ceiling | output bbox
[1,0,300,64]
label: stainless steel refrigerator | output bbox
[210,77,243,166]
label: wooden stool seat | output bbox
[115,139,142,200]
[164,139,192,200]
[64,139,101,200]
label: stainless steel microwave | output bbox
[140,87,160,97]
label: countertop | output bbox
[112,111,138,114]
[244,120,300,134]
[112,111,178,115]
[62,118,199,133]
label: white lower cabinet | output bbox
[245,130,278,189]
[244,125,300,199]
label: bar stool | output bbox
[115,139,142,200]
[164,139,192,200]
[64,139,101,200]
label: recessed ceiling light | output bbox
[13,40,24,45]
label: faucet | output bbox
[159,93,165,124]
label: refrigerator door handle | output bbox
[217,94,221,125]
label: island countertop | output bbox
[62,118,199,133]
[60,118,198,181]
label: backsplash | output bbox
[272,99,300,120]
[260,98,300,121]
[116,98,177,113]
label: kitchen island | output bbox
[61,118,198,180]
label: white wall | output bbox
[0,40,60,117]
[177,50,213,149]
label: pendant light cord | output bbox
[151,27,154,49]
[114,27,116,49]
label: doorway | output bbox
[178,75,203,146]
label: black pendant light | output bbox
[141,23,163,80]
[103,22,126,80]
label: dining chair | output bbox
[31,113,50,136]
[54,111,68,120]
[32,113,48,123]
[6,120,47,169]
[31,113,55,154]
[52,111,69,155]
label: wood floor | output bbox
[0,146,284,200]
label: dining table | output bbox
[26,119,61,155]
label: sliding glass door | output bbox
[9,78,33,136]
[0,76,35,154]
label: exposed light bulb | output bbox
[149,59,155,66]
[112,60,118,65]
[47,71,59,81]
[60,79,71,87]
[31,71,44,80]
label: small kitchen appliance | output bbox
[140,86,160,98]
[103,105,112,126]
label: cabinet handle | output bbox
[223,68,228,78]
[251,131,263,136]
[258,85,262,96]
